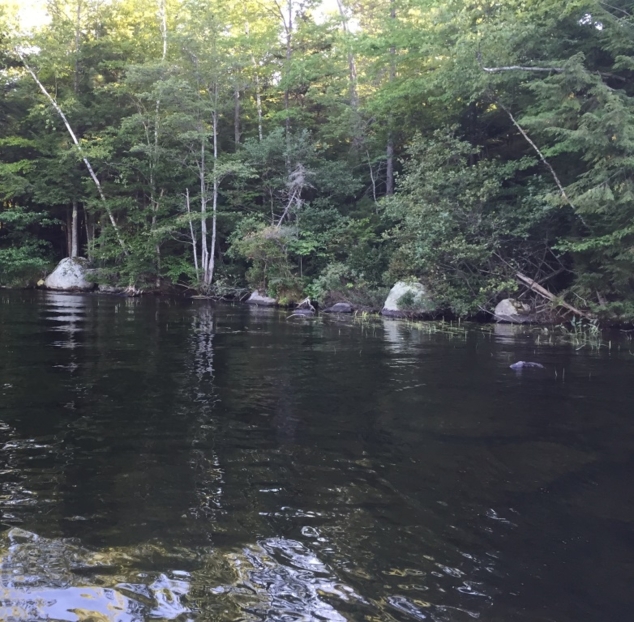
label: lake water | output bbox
[0,290,633,622]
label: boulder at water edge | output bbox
[494,298,532,323]
[246,290,277,307]
[44,258,94,292]
[381,281,435,318]
[323,302,354,314]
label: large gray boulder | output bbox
[494,298,532,323]
[246,290,277,307]
[323,302,354,314]
[381,281,435,318]
[44,258,94,292]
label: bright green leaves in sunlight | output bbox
[1,0,633,319]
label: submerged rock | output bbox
[246,291,277,307]
[381,281,435,318]
[510,361,544,370]
[44,257,94,292]
[323,302,354,314]
[290,308,315,317]
[494,298,532,323]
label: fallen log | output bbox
[516,272,594,320]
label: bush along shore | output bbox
[2,1,633,326]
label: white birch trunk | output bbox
[205,89,219,289]
[200,139,208,284]
[185,188,199,280]
[17,50,127,253]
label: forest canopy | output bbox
[1,0,633,319]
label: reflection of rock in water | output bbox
[492,323,531,342]
[382,319,409,354]
[0,529,191,621]
[43,293,87,352]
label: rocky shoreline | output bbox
[21,257,598,326]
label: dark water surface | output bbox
[1,291,633,622]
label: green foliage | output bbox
[228,219,303,300]
[384,128,553,315]
[0,0,632,321]
[0,206,56,286]
[307,262,388,309]
[0,244,50,287]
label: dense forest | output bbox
[0,0,633,319]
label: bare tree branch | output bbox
[495,100,577,211]
[483,65,565,73]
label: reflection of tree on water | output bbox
[186,306,223,522]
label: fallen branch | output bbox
[516,272,594,319]
[482,63,625,82]
[495,100,574,209]
[296,296,316,311]
[483,65,565,73]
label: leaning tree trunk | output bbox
[17,50,127,253]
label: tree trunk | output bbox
[206,90,219,289]
[335,0,359,110]
[84,206,93,261]
[283,0,293,158]
[385,0,396,196]
[74,0,81,94]
[66,208,71,257]
[71,200,79,258]
[185,188,199,280]
[245,21,263,142]
[254,73,263,141]
[385,143,394,194]
[152,0,168,286]
[234,86,241,148]
[200,138,208,284]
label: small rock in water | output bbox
[291,308,315,317]
[510,361,545,370]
